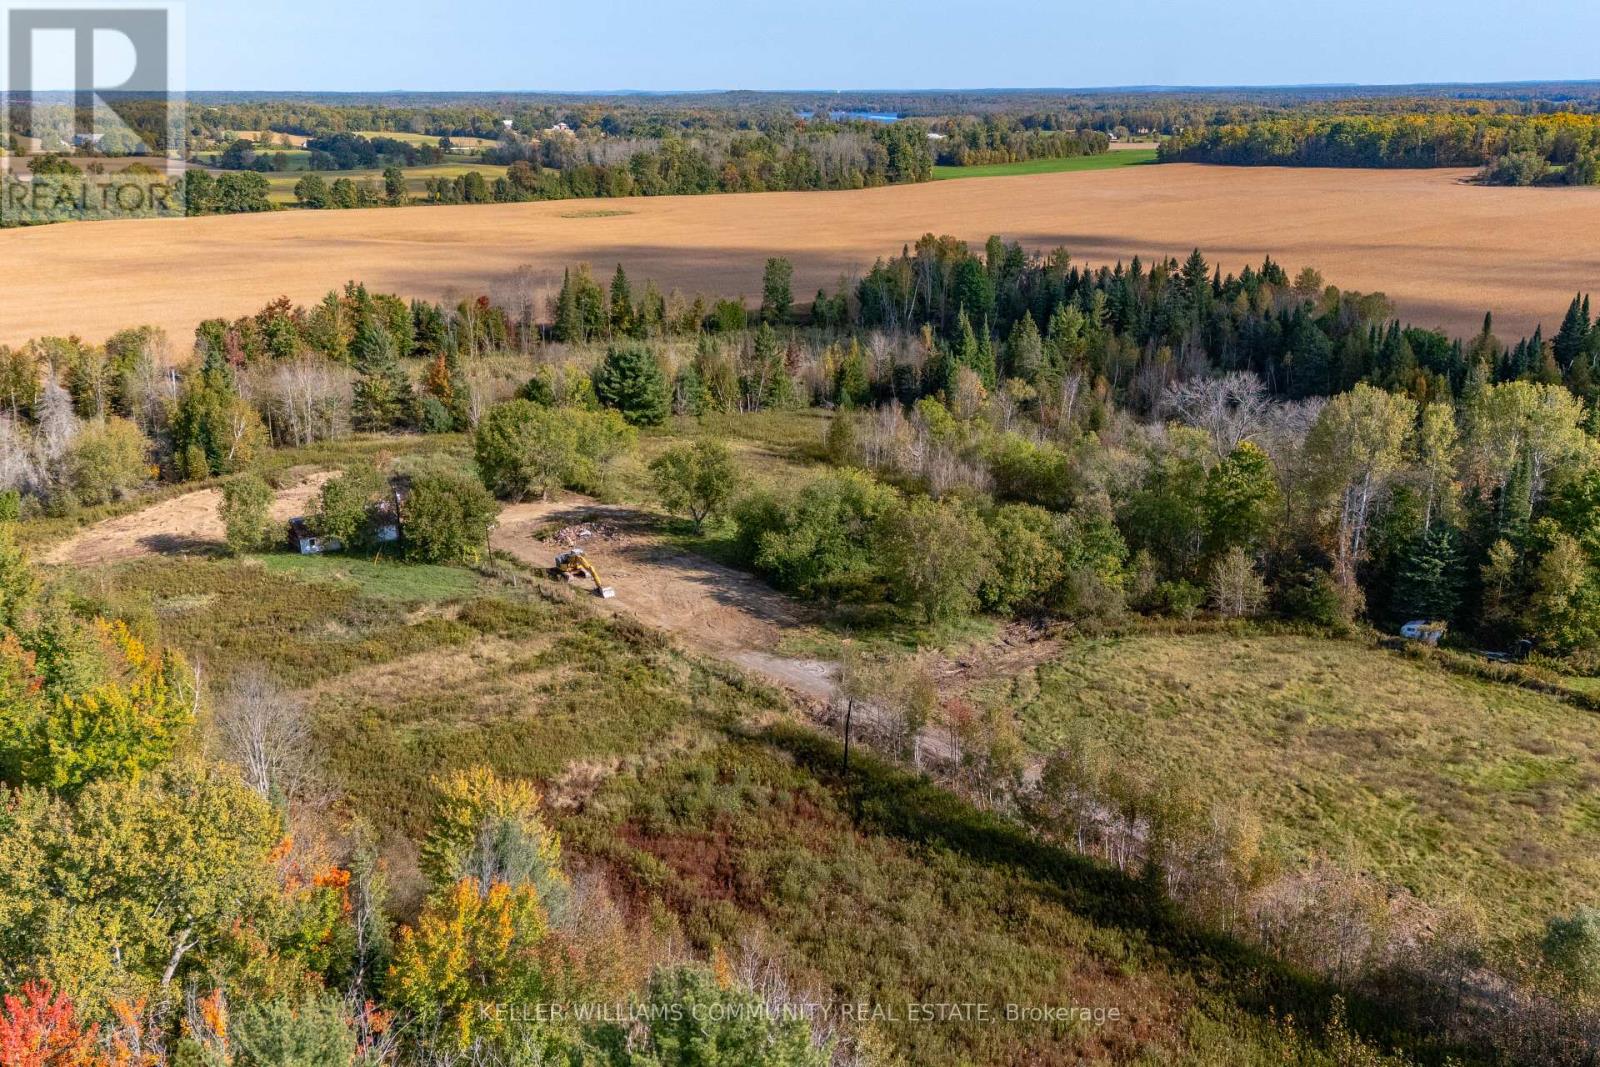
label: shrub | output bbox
[1054,511,1129,620]
[1542,908,1600,994]
[1158,579,1205,620]
[824,411,857,466]
[1278,567,1350,628]
[219,473,275,555]
[881,495,995,622]
[984,432,1076,511]
[313,461,384,548]
[228,994,358,1067]
[65,417,148,505]
[1478,150,1551,186]
[416,395,455,435]
[592,343,670,426]
[474,400,635,500]
[649,440,739,533]
[735,469,899,602]
[980,503,1066,615]
[626,964,829,1066]
[519,362,598,410]
[403,470,497,564]
[977,504,1126,620]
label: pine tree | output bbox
[951,308,996,389]
[761,257,793,324]
[592,343,670,426]
[1391,524,1464,624]
[554,268,582,343]
[609,264,634,338]
[1555,293,1591,368]
[351,320,411,431]
[834,340,870,408]
[1005,313,1044,385]
[977,318,997,389]
[1180,248,1210,310]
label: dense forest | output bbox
[1159,112,1600,185]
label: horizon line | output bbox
[172,78,1600,97]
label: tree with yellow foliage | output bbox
[0,618,192,794]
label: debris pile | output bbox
[553,520,617,547]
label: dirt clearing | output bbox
[494,498,838,701]
[41,470,334,568]
[4,165,1597,345]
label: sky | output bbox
[183,0,1599,93]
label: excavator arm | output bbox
[553,550,615,599]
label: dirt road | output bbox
[45,483,1049,770]
[41,470,334,568]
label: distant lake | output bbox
[797,109,901,123]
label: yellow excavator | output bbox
[551,549,616,598]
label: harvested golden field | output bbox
[4,163,1599,346]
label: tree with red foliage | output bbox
[0,982,98,1067]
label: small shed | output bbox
[1400,620,1446,646]
[288,517,341,556]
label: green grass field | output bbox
[932,148,1158,180]
[980,632,1600,937]
[194,149,312,166]
[353,129,501,149]
[259,162,507,204]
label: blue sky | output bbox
[190,0,1600,92]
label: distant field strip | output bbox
[932,148,1157,179]
[4,164,1599,345]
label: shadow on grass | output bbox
[758,720,1483,1067]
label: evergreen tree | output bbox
[592,343,670,426]
[833,340,870,408]
[952,307,996,389]
[1005,313,1044,384]
[1554,293,1591,369]
[351,320,411,431]
[1179,248,1211,311]
[1391,523,1464,623]
[609,264,635,338]
[761,257,793,324]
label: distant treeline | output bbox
[182,82,1600,136]
[927,116,1109,166]
[15,83,1600,158]
[1159,112,1600,185]
[212,132,442,171]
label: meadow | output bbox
[352,129,501,149]
[980,631,1600,938]
[40,484,1461,1066]
[5,164,1598,348]
[932,147,1157,179]
[255,161,506,204]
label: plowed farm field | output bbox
[4,163,1598,346]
